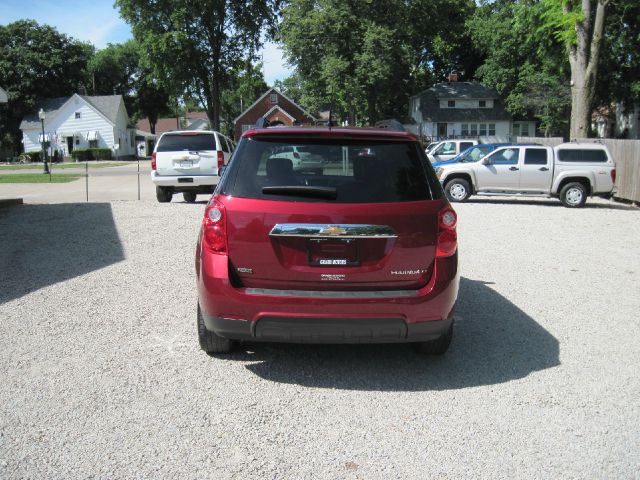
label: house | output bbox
[0,86,7,104]
[20,94,136,158]
[409,75,536,142]
[233,87,316,140]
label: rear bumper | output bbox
[151,172,217,187]
[197,251,459,344]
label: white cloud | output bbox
[260,41,293,85]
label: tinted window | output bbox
[557,148,608,162]
[489,148,520,165]
[220,135,230,153]
[222,138,439,203]
[157,133,216,152]
[460,142,474,151]
[524,148,548,165]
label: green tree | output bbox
[0,20,93,151]
[541,0,611,139]
[116,0,280,131]
[220,62,267,137]
[279,0,479,125]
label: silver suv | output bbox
[151,130,234,203]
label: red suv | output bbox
[195,123,459,354]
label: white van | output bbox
[427,139,479,163]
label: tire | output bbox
[414,323,453,355]
[183,191,197,203]
[156,186,173,203]
[197,304,234,353]
[560,182,587,208]
[444,178,471,203]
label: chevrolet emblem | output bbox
[320,226,347,236]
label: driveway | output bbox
[0,199,638,478]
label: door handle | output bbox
[539,167,549,171]
[509,166,519,171]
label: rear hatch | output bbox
[219,133,446,291]
[155,132,218,176]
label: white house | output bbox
[20,94,136,158]
[409,77,536,142]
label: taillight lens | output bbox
[202,198,227,254]
[436,207,457,257]
[217,151,224,170]
[611,168,616,184]
[151,152,156,171]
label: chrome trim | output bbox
[244,288,418,298]
[269,223,397,238]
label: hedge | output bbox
[26,151,42,162]
[71,148,113,161]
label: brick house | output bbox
[234,87,316,140]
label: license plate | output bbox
[180,160,193,167]
[308,238,359,266]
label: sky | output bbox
[0,0,292,85]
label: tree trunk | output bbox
[567,0,609,140]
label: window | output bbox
[512,124,520,136]
[461,124,469,136]
[89,140,98,148]
[270,93,278,104]
[75,138,80,145]
[242,124,252,133]
[479,124,487,136]
[524,148,548,165]
[75,112,81,119]
[479,100,486,108]
[557,148,608,162]
[470,124,478,136]
[489,148,520,165]
[460,142,474,151]
[225,139,436,203]
[220,135,230,153]
[156,132,217,152]
[521,123,530,136]
[447,100,455,108]
[436,142,456,155]
[489,124,496,136]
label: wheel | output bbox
[183,191,197,203]
[444,178,471,202]
[414,324,453,355]
[560,182,587,208]
[156,186,173,203]
[197,304,234,353]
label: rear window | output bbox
[557,148,608,162]
[156,133,216,152]
[221,137,441,203]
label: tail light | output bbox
[202,198,227,254]
[151,152,156,171]
[293,152,300,159]
[611,168,616,184]
[436,207,457,258]
[217,151,224,170]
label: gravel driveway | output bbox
[1,198,639,478]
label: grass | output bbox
[0,173,83,183]
[0,161,129,171]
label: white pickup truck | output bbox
[435,143,616,208]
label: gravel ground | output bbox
[0,197,639,479]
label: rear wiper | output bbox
[262,185,337,199]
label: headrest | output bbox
[266,157,294,178]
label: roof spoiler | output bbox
[375,119,406,132]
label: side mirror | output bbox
[481,157,491,165]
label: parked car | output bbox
[427,139,479,163]
[424,142,439,155]
[151,130,234,203]
[436,143,616,207]
[270,145,324,174]
[196,123,459,354]
[432,143,511,167]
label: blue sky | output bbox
[0,0,291,84]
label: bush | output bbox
[71,148,113,161]
[26,150,42,162]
